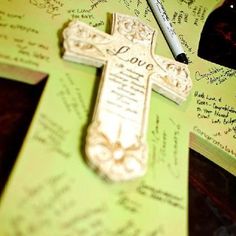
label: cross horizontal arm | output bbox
[151,55,192,104]
[63,21,113,67]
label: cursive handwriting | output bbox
[194,90,236,130]
[137,181,185,210]
[32,113,71,158]
[57,73,89,120]
[172,10,189,25]
[193,126,236,158]
[178,0,195,8]
[195,66,236,85]
[29,0,64,18]
[150,115,182,178]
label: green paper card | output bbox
[0,0,235,236]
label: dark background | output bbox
[198,0,236,70]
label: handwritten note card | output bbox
[0,0,235,236]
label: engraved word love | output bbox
[107,46,154,71]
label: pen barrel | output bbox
[147,0,185,57]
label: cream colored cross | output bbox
[63,13,192,182]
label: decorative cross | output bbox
[62,13,192,182]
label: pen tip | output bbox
[176,53,188,64]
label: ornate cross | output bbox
[63,13,192,182]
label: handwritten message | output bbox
[194,91,236,130]
[137,181,185,210]
[193,90,236,158]
[191,5,208,26]
[195,66,236,85]
[32,113,71,158]
[29,0,65,19]
[5,172,110,236]
[118,0,152,21]
[57,73,89,120]
[0,9,51,68]
[150,115,183,179]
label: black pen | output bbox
[147,0,188,64]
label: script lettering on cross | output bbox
[62,13,192,182]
